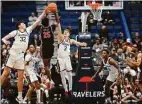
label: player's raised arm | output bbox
[29,10,46,32]
[70,39,87,47]
[55,13,64,43]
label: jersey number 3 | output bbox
[64,45,67,51]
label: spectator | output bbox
[125,46,135,60]
[99,25,109,45]
[87,12,96,32]
[102,11,114,25]
[92,38,103,53]
[29,34,41,47]
[110,48,119,61]
[132,79,142,101]
[133,32,142,51]
[125,38,133,47]
[28,12,37,26]
[132,44,138,54]
[116,48,125,65]
[118,32,125,46]
[110,39,120,49]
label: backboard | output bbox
[65,0,123,10]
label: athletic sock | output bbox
[36,89,41,103]
[18,92,22,99]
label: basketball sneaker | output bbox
[16,96,23,104]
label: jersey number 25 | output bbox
[43,32,51,38]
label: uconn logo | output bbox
[62,41,70,46]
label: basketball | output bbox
[46,3,57,13]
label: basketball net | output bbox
[88,2,103,21]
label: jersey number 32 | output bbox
[20,37,26,42]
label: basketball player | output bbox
[55,13,87,96]
[126,46,142,92]
[39,17,56,82]
[1,9,46,103]
[23,45,41,104]
[92,49,120,103]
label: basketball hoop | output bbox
[88,3,103,21]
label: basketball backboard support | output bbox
[65,0,123,10]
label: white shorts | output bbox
[29,72,38,83]
[57,57,72,72]
[107,72,118,82]
[26,68,38,83]
[6,49,25,70]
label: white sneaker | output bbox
[1,98,9,104]
[23,100,30,104]
[15,96,23,104]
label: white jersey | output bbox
[10,26,32,52]
[103,57,118,74]
[25,52,40,73]
[58,39,72,58]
